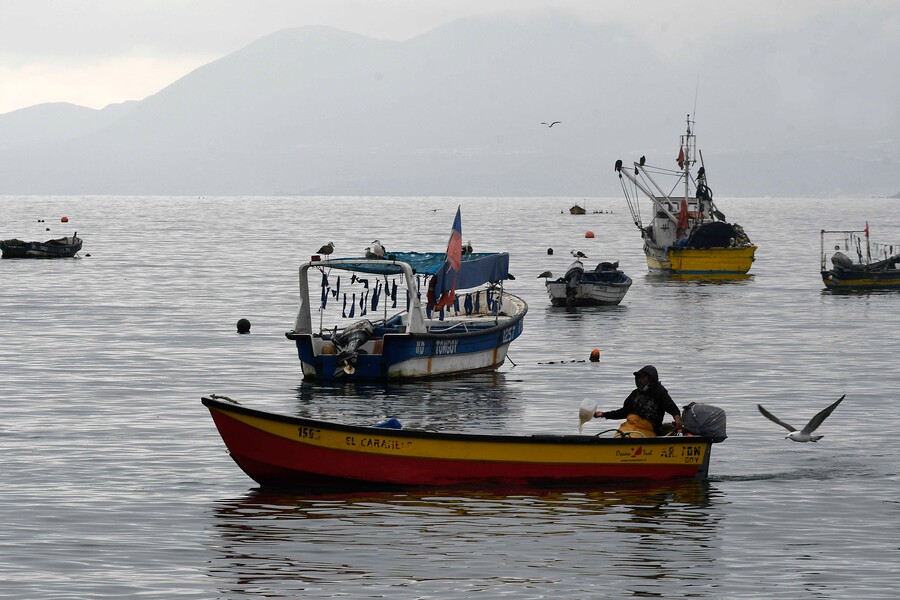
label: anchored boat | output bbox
[615,115,756,274]
[544,259,632,307]
[821,226,900,290]
[202,395,715,489]
[285,209,526,380]
[0,232,82,259]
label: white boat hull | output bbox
[546,280,631,306]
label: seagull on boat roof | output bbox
[571,250,588,258]
[371,240,385,258]
[541,121,561,127]
[317,241,334,255]
[461,240,473,255]
[757,395,845,442]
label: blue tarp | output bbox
[325,252,510,288]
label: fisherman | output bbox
[594,365,683,438]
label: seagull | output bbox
[537,271,553,279]
[461,240,473,255]
[757,395,845,442]
[571,250,588,259]
[541,121,561,127]
[371,239,385,258]
[639,155,646,166]
[317,241,335,256]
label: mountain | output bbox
[0,12,897,196]
[0,101,137,151]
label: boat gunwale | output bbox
[202,396,713,447]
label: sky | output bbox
[1,0,887,116]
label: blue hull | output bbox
[290,317,525,381]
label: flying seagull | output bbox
[541,121,562,127]
[317,241,335,256]
[757,395,845,442]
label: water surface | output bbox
[1,195,898,598]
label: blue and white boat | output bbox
[286,249,527,381]
[544,259,632,307]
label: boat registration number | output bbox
[298,426,321,440]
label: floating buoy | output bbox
[321,343,336,355]
[547,248,554,255]
[236,318,251,334]
[585,231,595,238]
[589,349,600,362]
[61,216,69,223]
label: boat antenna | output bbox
[692,76,700,124]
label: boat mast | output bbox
[683,114,695,203]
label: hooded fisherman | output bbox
[594,365,683,438]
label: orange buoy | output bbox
[584,231,594,238]
[589,349,600,362]
[61,216,69,223]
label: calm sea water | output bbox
[1,195,898,598]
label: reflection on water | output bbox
[542,303,630,318]
[645,272,754,284]
[207,481,723,598]
[292,371,517,432]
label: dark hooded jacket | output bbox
[602,365,680,434]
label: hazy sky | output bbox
[0,0,894,115]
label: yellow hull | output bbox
[646,245,757,275]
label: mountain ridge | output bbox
[0,12,896,196]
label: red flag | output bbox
[865,222,869,238]
[433,207,462,310]
[676,147,685,169]
[445,207,462,272]
[676,198,690,235]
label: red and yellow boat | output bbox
[202,396,715,489]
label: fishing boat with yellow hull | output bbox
[616,115,757,275]
[202,395,715,489]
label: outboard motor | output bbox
[681,402,727,442]
[563,260,584,307]
[333,319,375,376]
